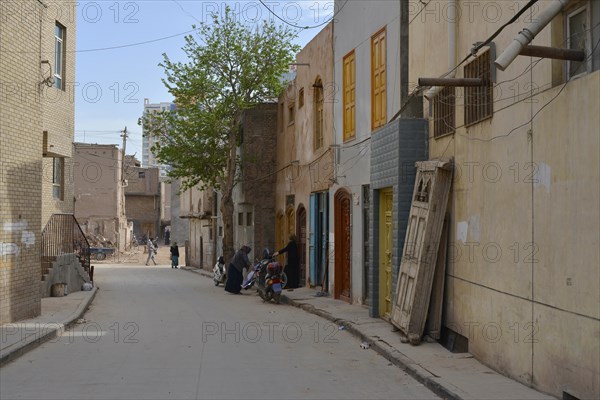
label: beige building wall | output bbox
[275,23,334,284]
[74,144,126,249]
[409,1,599,398]
[1,1,77,322]
[40,0,77,226]
[161,181,171,226]
[125,165,160,240]
[180,184,217,269]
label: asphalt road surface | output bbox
[0,263,440,400]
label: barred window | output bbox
[52,157,63,200]
[464,50,493,126]
[433,86,455,137]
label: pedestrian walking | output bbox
[145,238,157,266]
[274,234,300,288]
[224,245,251,294]
[170,242,179,269]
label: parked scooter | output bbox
[258,261,285,304]
[213,256,227,286]
[242,249,287,292]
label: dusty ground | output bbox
[91,244,186,267]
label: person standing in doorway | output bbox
[164,227,171,245]
[274,234,299,289]
[170,242,179,269]
[145,238,157,266]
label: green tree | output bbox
[141,8,299,261]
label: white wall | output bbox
[331,0,401,302]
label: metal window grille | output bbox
[433,86,456,137]
[464,50,493,126]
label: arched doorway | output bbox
[296,205,307,287]
[276,211,285,253]
[286,206,295,238]
[334,189,352,302]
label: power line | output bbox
[257,0,347,30]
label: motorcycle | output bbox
[258,261,285,304]
[213,256,227,286]
[241,249,287,293]
[241,250,271,290]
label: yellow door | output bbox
[276,213,285,252]
[379,188,393,319]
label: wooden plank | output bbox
[425,216,449,340]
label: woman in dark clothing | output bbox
[225,245,251,294]
[274,235,299,289]
[170,242,180,269]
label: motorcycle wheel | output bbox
[263,288,273,302]
[280,272,288,289]
[258,288,266,300]
[274,293,281,304]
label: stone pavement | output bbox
[183,265,555,400]
[0,286,97,366]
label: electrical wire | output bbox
[257,0,348,30]
[390,0,541,122]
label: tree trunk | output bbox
[220,188,235,263]
[220,129,238,264]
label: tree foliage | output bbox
[140,8,300,259]
[141,8,300,191]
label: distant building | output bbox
[233,104,279,262]
[141,98,175,178]
[73,143,128,251]
[180,183,217,269]
[124,157,160,241]
[168,179,189,245]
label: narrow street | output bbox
[0,259,439,400]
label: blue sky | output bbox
[74,0,335,158]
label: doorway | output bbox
[296,205,307,287]
[379,188,393,319]
[334,189,352,302]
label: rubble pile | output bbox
[85,233,114,248]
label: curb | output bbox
[181,266,213,279]
[279,293,463,400]
[0,286,98,367]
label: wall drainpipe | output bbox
[495,0,569,70]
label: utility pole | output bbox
[119,127,128,255]
[121,126,128,183]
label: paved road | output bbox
[0,264,439,400]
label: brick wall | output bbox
[40,0,77,226]
[125,195,160,238]
[0,1,46,323]
[237,104,278,253]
